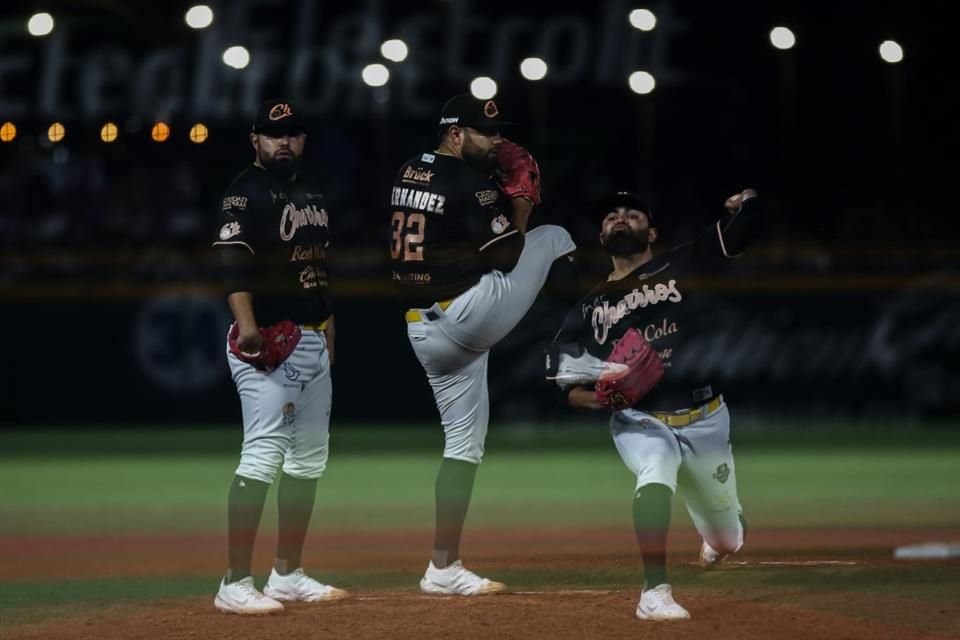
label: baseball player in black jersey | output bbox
[211,99,347,614]
[391,94,576,595]
[547,190,760,620]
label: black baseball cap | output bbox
[251,98,307,134]
[592,192,654,223]
[438,94,511,133]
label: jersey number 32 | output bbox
[390,211,426,262]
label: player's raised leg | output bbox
[610,411,691,621]
[438,225,576,352]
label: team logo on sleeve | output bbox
[491,214,510,234]
[219,222,242,240]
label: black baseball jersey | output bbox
[212,164,333,327]
[389,151,522,308]
[552,198,763,412]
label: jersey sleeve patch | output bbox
[219,221,242,240]
[490,214,511,235]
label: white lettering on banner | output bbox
[591,280,683,344]
[3,3,686,119]
[279,204,328,241]
[391,187,446,214]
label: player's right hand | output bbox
[724,188,758,214]
[236,328,263,355]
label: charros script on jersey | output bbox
[279,203,329,241]
[590,280,683,344]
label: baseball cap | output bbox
[438,94,511,133]
[592,191,654,223]
[251,98,307,134]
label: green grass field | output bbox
[2,425,959,637]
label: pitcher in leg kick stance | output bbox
[211,99,347,614]
[547,190,760,620]
[390,94,576,595]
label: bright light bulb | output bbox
[362,63,390,87]
[222,46,250,70]
[628,9,656,31]
[28,13,55,37]
[769,26,796,50]
[520,57,548,81]
[628,71,656,95]
[380,39,409,62]
[185,5,214,30]
[470,76,497,100]
[879,40,904,63]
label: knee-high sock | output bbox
[432,458,479,568]
[226,475,270,583]
[275,473,318,574]
[633,483,673,589]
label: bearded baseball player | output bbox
[390,94,576,595]
[211,98,347,614]
[547,190,759,620]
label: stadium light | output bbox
[380,39,409,62]
[0,122,16,143]
[189,123,209,143]
[470,76,497,100]
[520,57,548,81]
[769,26,796,50]
[361,63,390,87]
[628,71,656,95]
[222,46,250,70]
[628,9,656,31]
[879,40,904,63]
[185,5,214,30]
[47,122,65,142]
[27,12,55,37]
[100,122,119,143]
[151,122,170,142]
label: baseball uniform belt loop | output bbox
[652,395,723,428]
[301,319,329,331]
[405,299,454,323]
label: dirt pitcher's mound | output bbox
[5,587,955,640]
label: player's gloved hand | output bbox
[724,188,758,214]
[228,320,302,372]
[494,139,542,205]
[595,327,664,410]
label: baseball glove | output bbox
[595,328,664,410]
[228,320,302,372]
[495,139,542,205]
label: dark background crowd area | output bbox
[0,0,956,424]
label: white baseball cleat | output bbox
[635,584,691,621]
[699,540,728,569]
[263,567,350,602]
[214,576,285,615]
[419,560,507,596]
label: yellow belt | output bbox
[405,299,454,323]
[302,319,329,331]
[652,396,723,428]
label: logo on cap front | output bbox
[483,100,499,118]
[269,103,294,121]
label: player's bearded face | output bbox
[600,210,654,256]
[255,131,305,177]
[461,128,499,172]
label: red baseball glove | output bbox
[595,328,664,410]
[228,320,302,372]
[495,139,542,205]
